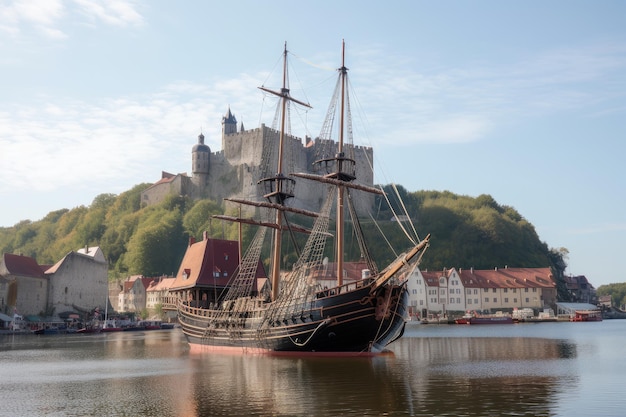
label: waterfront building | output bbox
[117,275,154,313]
[0,253,47,316]
[406,266,557,316]
[0,247,108,319]
[45,246,108,316]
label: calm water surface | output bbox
[1,320,625,416]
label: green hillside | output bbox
[0,184,571,299]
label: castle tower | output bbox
[191,132,210,197]
[221,107,237,149]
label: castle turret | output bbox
[221,107,237,149]
[191,132,210,197]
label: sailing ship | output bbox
[174,42,430,355]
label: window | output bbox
[504,288,508,293]
[504,298,509,303]
[492,288,496,293]
[485,297,489,302]
[493,298,497,302]
[468,299,473,305]
[474,289,478,295]
[525,298,530,303]
[457,298,461,304]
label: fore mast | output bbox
[257,43,312,301]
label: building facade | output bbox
[406,266,557,318]
[0,247,108,318]
[45,246,108,315]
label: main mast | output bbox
[336,42,348,287]
[257,43,311,301]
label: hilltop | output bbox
[0,183,571,300]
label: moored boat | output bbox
[570,310,602,322]
[171,42,430,355]
[469,315,514,325]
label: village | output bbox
[0,229,602,333]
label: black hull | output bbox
[178,283,408,355]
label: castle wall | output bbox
[141,175,192,207]
[142,121,376,216]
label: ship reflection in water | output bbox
[186,334,578,417]
[2,321,625,416]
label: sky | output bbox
[1,1,625,287]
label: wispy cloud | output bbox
[0,0,143,39]
[347,41,626,147]
[72,0,143,28]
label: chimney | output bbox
[189,236,196,246]
[203,231,209,241]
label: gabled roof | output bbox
[457,267,555,289]
[422,270,445,287]
[147,277,176,292]
[170,236,264,291]
[1,253,44,278]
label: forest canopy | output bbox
[1,184,570,297]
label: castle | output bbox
[141,108,375,215]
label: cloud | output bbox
[0,0,143,39]
[344,40,626,148]
[72,0,144,27]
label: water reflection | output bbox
[4,323,619,417]
[181,336,578,416]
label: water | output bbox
[1,321,625,416]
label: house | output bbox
[118,275,154,313]
[421,269,448,315]
[146,276,176,310]
[0,253,48,316]
[45,246,108,316]
[168,233,266,307]
[406,266,557,316]
[459,267,556,312]
[564,274,597,304]
[405,266,427,318]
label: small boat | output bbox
[140,320,163,330]
[469,315,514,325]
[34,327,61,335]
[570,310,602,322]
[173,42,430,355]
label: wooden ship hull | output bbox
[178,283,408,355]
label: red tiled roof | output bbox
[457,267,554,289]
[2,253,44,278]
[170,237,265,290]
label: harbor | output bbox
[1,320,624,416]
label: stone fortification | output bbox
[141,109,375,216]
